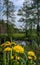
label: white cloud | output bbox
[12,0,24,28]
[14,11,24,28]
[6,0,24,28]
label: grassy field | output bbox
[0,32,40,41]
[0,33,25,40]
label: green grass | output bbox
[0,33,25,37]
[0,33,25,41]
[12,33,25,37]
[0,32,40,40]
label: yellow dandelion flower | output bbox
[17,57,20,60]
[17,62,19,65]
[5,41,11,44]
[13,45,24,53]
[11,56,14,60]
[28,51,35,56]
[28,51,37,60]
[5,41,11,47]
[28,56,32,60]
[4,47,12,52]
[16,56,20,60]
[4,43,11,47]
[1,41,11,47]
[34,56,37,60]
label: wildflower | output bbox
[34,55,37,60]
[28,51,35,56]
[4,44,11,47]
[28,51,37,60]
[28,56,32,60]
[13,45,24,53]
[11,55,20,60]
[5,41,11,44]
[17,62,19,65]
[4,47,12,52]
[11,56,14,60]
[16,56,20,60]
[1,41,11,47]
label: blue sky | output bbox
[10,0,24,28]
[0,0,24,28]
[0,0,36,29]
[12,0,37,29]
[11,0,24,10]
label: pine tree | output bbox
[18,0,35,43]
[32,0,40,45]
[3,0,15,35]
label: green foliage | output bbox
[18,0,40,46]
[3,0,15,35]
[0,33,25,42]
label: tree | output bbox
[32,0,40,33]
[18,0,35,41]
[0,0,3,20]
[32,0,40,45]
[3,0,15,35]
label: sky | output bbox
[11,0,38,29]
[0,0,39,29]
[0,0,37,29]
[10,0,24,28]
[0,0,24,28]
[11,0,24,10]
